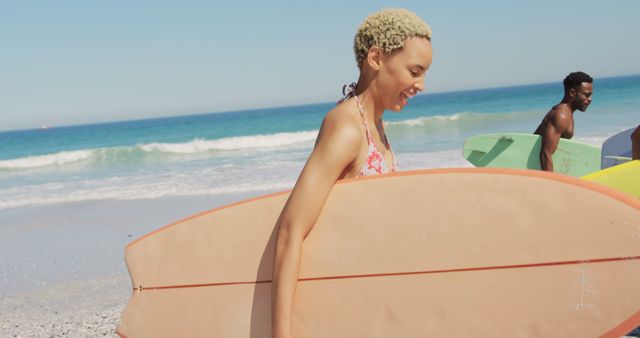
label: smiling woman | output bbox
[270,8,433,338]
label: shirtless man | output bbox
[632,125,640,160]
[534,71,593,171]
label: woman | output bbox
[271,8,433,338]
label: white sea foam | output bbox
[0,150,93,170]
[0,155,306,210]
[387,114,463,127]
[0,131,319,171]
[0,149,471,210]
[0,178,296,210]
[139,131,318,153]
[385,111,539,129]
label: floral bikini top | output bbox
[340,83,398,176]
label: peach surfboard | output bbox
[117,168,640,337]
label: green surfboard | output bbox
[463,133,601,177]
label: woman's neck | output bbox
[354,74,385,123]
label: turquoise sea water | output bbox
[1,75,639,210]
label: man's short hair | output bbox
[563,71,593,91]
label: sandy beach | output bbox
[0,192,260,337]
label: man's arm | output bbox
[539,112,571,172]
[632,125,640,160]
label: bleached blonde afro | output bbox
[354,8,432,69]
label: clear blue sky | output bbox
[1,1,639,131]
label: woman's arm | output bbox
[271,113,361,338]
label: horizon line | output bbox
[2,73,638,134]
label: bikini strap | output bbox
[354,94,373,141]
[355,95,397,170]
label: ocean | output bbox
[1,75,639,211]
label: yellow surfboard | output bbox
[582,160,640,198]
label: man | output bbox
[632,125,640,160]
[534,71,593,171]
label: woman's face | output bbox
[377,37,432,112]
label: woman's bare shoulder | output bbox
[323,99,362,130]
[321,99,362,136]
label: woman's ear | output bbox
[366,46,384,71]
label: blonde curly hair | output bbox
[354,8,432,69]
